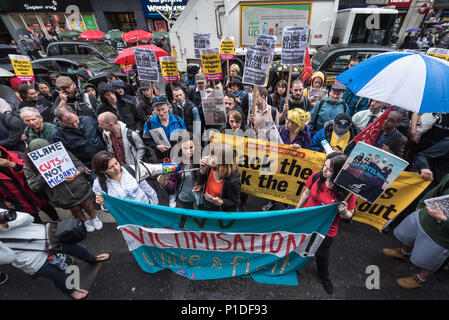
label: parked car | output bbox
[310,44,396,86]
[46,41,118,63]
[31,55,123,85]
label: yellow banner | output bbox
[213,133,431,232]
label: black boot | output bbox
[319,276,334,294]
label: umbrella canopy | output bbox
[0,67,15,77]
[113,45,169,65]
[335,51,449,114]
[270,60,302,73]
[122,30,152,43]
[433,24,444,29]
[103,30,124,41]
[406,27,422,33]
[79,30,105,41]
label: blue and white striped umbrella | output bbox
[335,51,449,114]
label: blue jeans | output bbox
[34,243,96,294]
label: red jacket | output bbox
[0,146,46,214]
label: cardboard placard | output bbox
[242,45,271,86]
[133,47,159,82]
[27,142,77,188]
[9,54,34,82]
[160,56,180,82]
[200,48,223,82]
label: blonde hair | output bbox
[210,143,237,180]
[230,64,240,74]
[288,108,311,133]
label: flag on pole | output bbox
[301,48,313,83]
[352,106,393,145]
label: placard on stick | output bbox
[28,142,77,189]
[242,45,271,87]
[193,33,211,59]
[133,47,159,82]
[281,25,308,66]
[160,56,180,82]
[200,48,223,82]
[9,54,34,82]
[334,142,409,203]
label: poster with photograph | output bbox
[149,127,171,148]
[281,25,308,66]
[308,88,328,101]
[133,48,159,82]
[201,89,227,126]
[193,33,211,59]
[27,142,77,189]
[242,45,271,87]
[256,34,277,57]
[334,142,409,203]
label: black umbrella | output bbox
[87,72,127,86]
[270,60,302,73]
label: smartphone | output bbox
[204,193,214,200]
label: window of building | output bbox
[104,12,137,32]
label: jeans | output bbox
[34,243,96,294]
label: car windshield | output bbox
[91,43,117,59]
[81,58,115,73]
[311,50,328,70]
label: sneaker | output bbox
[0,272,8,286]
[396,274,423,289]
[382,248,410,261]
[90,216,103,231]
[262,201,275,211]
[84,220,95,232]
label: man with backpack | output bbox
[98,112,147,166]
[309,82,348,136]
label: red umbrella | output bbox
[113,45,169,65]
[78,30,105,41]
[122,30,152,43]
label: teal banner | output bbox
[104,194,338,285]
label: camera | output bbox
[0,209,17,224]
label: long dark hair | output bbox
[176,132,200,183]
[316,152,350,202]
[91,151,116,186]
[273,80,287,109]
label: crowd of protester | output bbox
[0,54,448,298]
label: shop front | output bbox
[0,0,98,42]
[140,0,188,32]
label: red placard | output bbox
[388,0,412,8]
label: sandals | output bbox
[95,253,110,262]
[71,289,89,300]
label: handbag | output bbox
[53,217,87,245]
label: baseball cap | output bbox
[152,95,169,107]
[195,73,206,83]
[334,113,352,133]
[111,79,126,89]
[331,82,346,91]
[55,76,73,89]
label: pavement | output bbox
[1,195,449,302]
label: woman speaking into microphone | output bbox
[296,152,356,295]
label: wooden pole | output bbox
[227,60,230,87]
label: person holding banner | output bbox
[296,152,356,294]
[197,143,241,212]
[278,108,312,150]
[279,80,312,125]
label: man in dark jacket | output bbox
[51,105,105,183]
[373,110,407,158]
[172,86,195,132]
[97,82,142,133]
[52,76,98,120]
[279,79,312,124]
[136,81,155,123]
[188,73,207,107]
[17,83,53,123]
